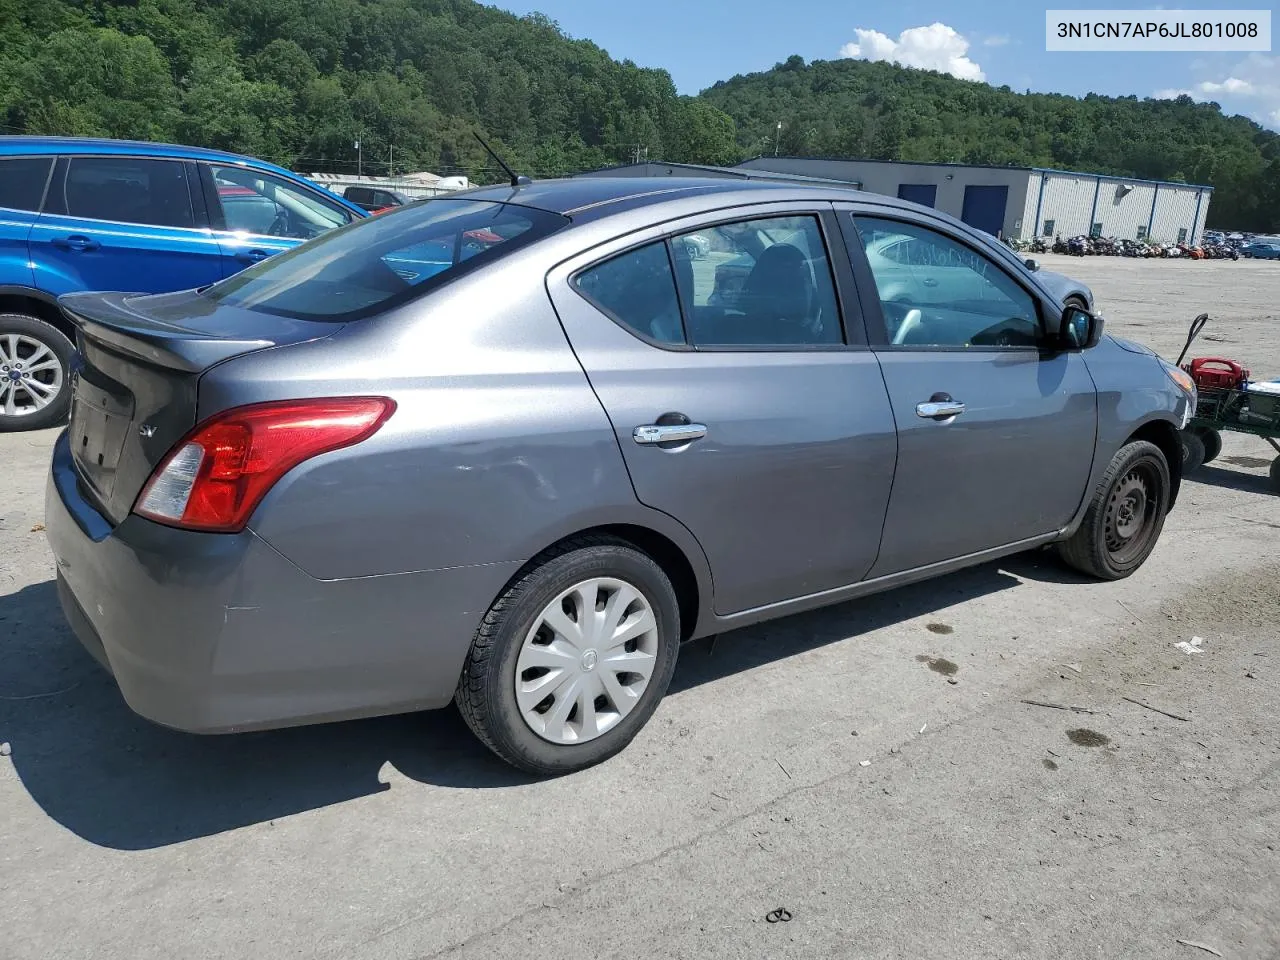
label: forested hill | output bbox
[0,0,740,179]
[701,56,1280,231]
[1,1,1277,229]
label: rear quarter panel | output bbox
[195,242,712,600]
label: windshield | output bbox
[202,198,568,321]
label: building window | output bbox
[1177,227,1188,243]
[1041,219,1055,237]
[1090,223,1102,238]
[1136,225,1147,239]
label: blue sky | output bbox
[494,0,1279,130]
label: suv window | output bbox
[0,157,54,212]
[210,164,351,240]
[575,242,684,345]
[57,157,195,228]
[853,216,1041,348]
[673,215,842,347]
[203,198,567,322]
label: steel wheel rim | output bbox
[0,334,63,417]
[516,577,659,745]
[1104,463,1159,564]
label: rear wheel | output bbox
[0,314,73,432]
[1181,430,1206,472]
[1198,428,1222,465]
[1270,457,1280,494]
[455,537,681,775]
[1058,440,1171,580]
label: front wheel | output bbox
[1270,457,1280,494]
[455,537,681,775]
[0,314,74,432]
[1057,440,1171,580]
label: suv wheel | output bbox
[456,537,680,775]
[0,314,73,432]
[1057,440,1171,580]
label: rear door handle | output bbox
[51,235,101,252]
[916,392,965,421]
[921,277,938,287]
[633,423,707,444]
[234,249,272,263]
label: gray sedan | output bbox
[46,177,1196,774]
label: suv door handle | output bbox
[633,423,707,444]
[52,235,101,252]
[916,393,966,421]
[234,249,271,263]
[921,277,938,287]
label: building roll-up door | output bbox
[897,183,937,207]
[960,185,1009,236]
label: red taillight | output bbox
[134,397,395,533]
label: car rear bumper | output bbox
[45,430,519,733]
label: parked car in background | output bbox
[343,185,411,214]
[1241,241,1280,260]
[0,136,366,430]
[46,177,1194,776]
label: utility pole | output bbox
[389,144,394,178]
[355,137,362,177]
[774,121,782,157]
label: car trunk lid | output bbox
[59,289,339,525]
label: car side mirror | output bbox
[1060,305,1104,350]
[1024,258,1040,272]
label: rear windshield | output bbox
[202,198,568,321]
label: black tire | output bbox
[455,536,681,775]
[1198,428,1222,465]
[1057,440,1171,580]
[0,314,74,432]
[1270,457,1280,494]
[1181,430,1206,472]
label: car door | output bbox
[28,155,224,296]
[200,163,355,275]
[836,207,1098,577]
[547,205,897,615]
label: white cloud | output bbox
[983,34,1011,47]
[839,23,986,82]
[1198,77,1254,96]
[1154,55,1280,129]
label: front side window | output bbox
[853,216,1041,348]
[672,215,842,347]
[60,157,194,228]
[210,164,351,240]
[0,157,54,212]
[203,198,567,321]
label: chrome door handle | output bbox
[916,400,965,420]
[633,423,707,444]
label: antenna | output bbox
[472,132,531,187]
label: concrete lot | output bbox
[2,255,1279,959]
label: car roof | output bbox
[0,135,298,176]
[459,176,869,216]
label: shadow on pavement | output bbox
[1186,463,1277,497]
[2,555,1038,850]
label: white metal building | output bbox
[734,157,1212,243]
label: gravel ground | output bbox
[2,256,1278,960]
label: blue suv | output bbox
[0,137,366,430]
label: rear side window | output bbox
[203,198,567,321]
[59,157,195,228]
[574,242,684,345]
[0,157,53,212]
